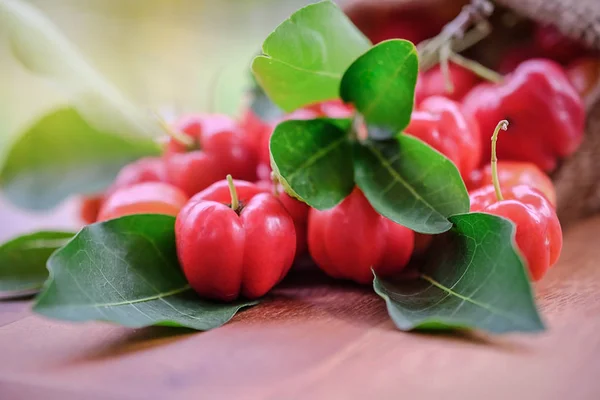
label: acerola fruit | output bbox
[97,182,188,221]
[165,114,258,196]
[308,188,414,284]
[176,176,296,301]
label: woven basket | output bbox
[343,0,600,229]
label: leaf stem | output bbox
[448,52,503,83]
[491,120,509,201]
[227,174,240,211]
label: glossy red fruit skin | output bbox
[107,157,167,195]
[308,188,414,284]
[176,192,296,301]
[415,62,480,105]
[278,192,310,257]
[462,59,585,172]
[470,184,562,281]
[253,180,310,258]
[165,114,258,196]
[467,161,557,207]
[406,96,481,178]
[97,182,189,222]
[566,57,600,98]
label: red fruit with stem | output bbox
[164,114,258,196]
[406,96,481,178]
[176,175,296,301]
[462,59,585,172]
[308,187,414,284]
[467,161,557,207]
[97,182,188,222]
[469,120,562,281]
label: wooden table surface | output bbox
[1,213,600,399]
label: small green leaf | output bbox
[0,108,160,210]
[374,212,544,334]
[252,0,371,112]
[0,0,162,138]
[0,231,74,298]
[340,40,418,136]
[33,214,257,331]
[270,119,354,210]
[353,135,469,234]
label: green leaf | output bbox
[33,214,258,331]
[270,119,354,210]
[0,0,162,138]
[353,135,469,234]
[340,40,418,136]
[0,231,74,298]
[374,212,544,334]
[0,108,160,210]
[252,0,371,112]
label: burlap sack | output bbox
[343,0,600,228]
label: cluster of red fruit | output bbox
[80,24,595,302]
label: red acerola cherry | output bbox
[176,176,296,301]
[165,114,258,196]
[98,182,188,221]
[308,188,414,284]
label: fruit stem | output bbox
[154,112,195,149]
[227,174,239,211]
[440,45,455,94]
[418,0,494,71]
[448,52,503,83]
[491,120,509,201]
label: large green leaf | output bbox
[340,40,418,137]
[0,0,162,138]
[353,135,469,234]
[270,118,354,210]
[0,231,74,298]
[33,214,257,331]
[0,108,160,210]
[252,0,371,112]
[374,212,544,334]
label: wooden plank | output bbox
[1,216,600,399]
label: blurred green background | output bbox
[0,0,316,240]
[0,0,314,153]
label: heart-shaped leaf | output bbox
[340,39,418,137]
[0,108,160,210]
[252,0,371,112]
[0,231,74,298]
[270,119,354,210]
[353,135,469,234]
[33,214,257,330]
[374,212,544,334]
[0,0,162,138]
